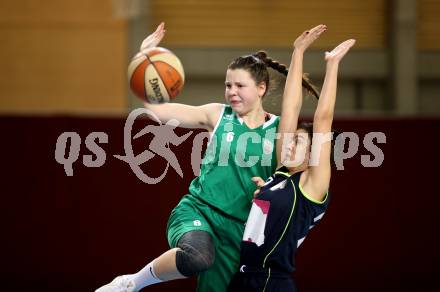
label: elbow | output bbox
[142,102,164,122]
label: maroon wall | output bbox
[1,115,438,292]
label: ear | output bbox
[257,82,267,97]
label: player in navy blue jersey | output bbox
[228,25,355,291]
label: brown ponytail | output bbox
[253,51,320,100]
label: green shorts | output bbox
[167,194,245,292]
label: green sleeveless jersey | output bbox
[188,105,279,222]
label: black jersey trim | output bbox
[275,166,289,174]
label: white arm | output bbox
[276,25,327,167]
[144,102,224,131]
[301,39,356,201]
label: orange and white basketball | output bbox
[128,47,185,103]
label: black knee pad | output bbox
[175,230,215,277]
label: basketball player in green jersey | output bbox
[96,22,318,292]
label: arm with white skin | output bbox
[253,25,327,196]
[276,25,327,167]
[301,39,356,201]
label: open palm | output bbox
[293,24,327,51]
[325,39,356,62]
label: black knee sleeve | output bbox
[175,230,215,277]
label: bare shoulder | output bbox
[198,103,224,131]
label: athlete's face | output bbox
[282,128,311,168]
[224,69,266,115]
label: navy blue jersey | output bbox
[239,166,329,275]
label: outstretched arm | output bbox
[276,25,327,166]
[144,102,223,131]
[301,39,356,200]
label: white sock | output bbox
[130,260,163,290]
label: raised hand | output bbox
[140,22,166,52]
[325,39,356,63]
[293,24,327,52]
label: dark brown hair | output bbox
[228,51,320,99]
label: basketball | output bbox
[128,47,185,103]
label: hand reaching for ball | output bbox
[140,22,166,53]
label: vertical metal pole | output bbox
[391,0,418,115]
